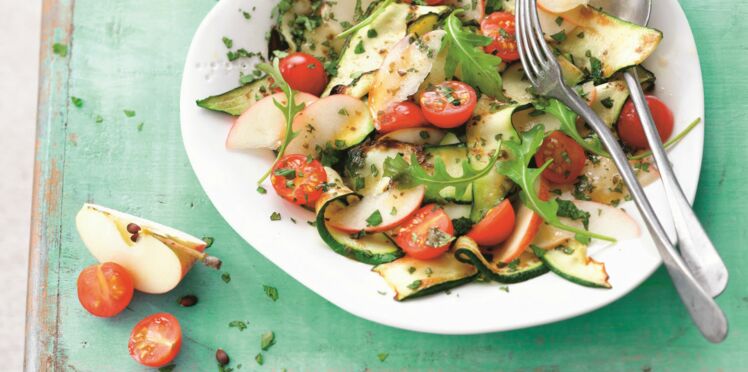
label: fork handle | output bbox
[623,68,728,298]
[555,86,728,343]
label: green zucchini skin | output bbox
[531,244,611,289]
[399,275,477,301]
[196,76,273,116]
[316,197,403,265]
[454,237,548,284]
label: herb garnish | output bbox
[378,353,389,362]
[497,126,615,242]
[366,210,383,227]
[52,43,68,57]
[263,285,279,301]
[222,36,233,49]
[202,237,215,248]
[255,353,264,365]
[337,0,394,38]
[443,10,505,99]
[260,331,275,350]
[257,185,267,194]
[256,60,306,184]
[228,320,248,331]
[70,96,83,108]
[270,212,282,221]
[556,199,591,230]
[158,364,176,372]
[123,109,136,117]
[383,145,501,201]
[221,272,232,283]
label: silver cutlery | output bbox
[515,0,727,342]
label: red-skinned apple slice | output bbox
[494,204,544,264]
[537,0,588,14]
[76,204,221,294]
[226,92,318,150]
[325,185,426,233]
[532,200,641,249]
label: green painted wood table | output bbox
[25,0,748,370]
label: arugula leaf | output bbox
[256,60,307,184]
[535,98,608,156]
[497,126,615,242]
[629,117,702,160]
[383,146,501,201]
[443,11,505,99]
[337,0,394,39]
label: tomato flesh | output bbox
[77,262,134,318]
[392,204,454,260]
[420,81,478,128]
[535,131,586,185]
[271,154,327,207]
[467,199,516,246]
[481,12,520,62]
[617,95,674,149]
[279,52,328,96]
[128,313,182,368]
[377,101,428,133]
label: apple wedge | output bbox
[494,203,544,264]
[76,204,221,294]
[286,94,374,157]
[537,0,588,14]
[326,185,426,233]
[226,92,318,150]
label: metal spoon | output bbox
[590,0,728,298]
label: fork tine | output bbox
[521,0,550,68]
[528,0,558,63]
[515,0,539,84]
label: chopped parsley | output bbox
[452,217,474,236]
[390,206,397,216]
[221,272,231,283]
[123,109,136,117]
[600,97,614,109]
[550,31,567,43]
[274,168,296,179]
[137,122,144,132]
[95,115,104,123]
[255,353,264,365]
[419,130,430,139]
[257,185,267,194]
[354,40,365,54]
[366,210,383,227]
[499,285,510,293]
[222,36,233,49]
[263,285,279,302]
[70,96,83,108]
[52,43,68,57]
[377,353,389,362]
[367,29,378,38]
[556,199,591,230]
[260,331,275,351]
[270,212,282,221]
[554,16,564,26]
[228,320,248,331]
[202,237,215,248]
[407,280,422,290]
[338,108,349,116]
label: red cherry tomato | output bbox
[534,131,586,185]
[128,313,182,368]
[466,199,516,246]
[419,81,478,128]
[392,204,454,260]
[617,95,674,149]
[279,52,328,96]
[376,101,428,133]
[76,262,134,318]
[271,154,328,207]
[480,12,520,62]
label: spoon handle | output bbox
[622,68,729,298]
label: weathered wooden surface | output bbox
[26,0,748,370]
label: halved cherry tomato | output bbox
[128,313,182,368]
[392,204,454,260]
[534,131,586,184]
[376,101,428,133]
[617,95,674,149]
[466,199,516,246]
[77,262,134,318]
[279,52,328,96]
[480,12,520,62]
[271,154,327,207]
[419,81,478,128]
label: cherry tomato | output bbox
[393,204,454,260]
[128,313,182,368]
[617,95,674,149]
[376,101,428,133]
[271,154,327,207]
[419,81,478,128]
[279,52,328,96]
[76,262,134,318]
[480,12,519,62]
[534,131,586,185]
[466,199,516,246]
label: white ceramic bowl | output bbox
[180,0,704,334]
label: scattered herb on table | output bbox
[123,109,136,117]
[255,353,264,365]
[260,331,275,350]
[137,122,144,131]
[228,320,248,331]
[95,115,103,123]
[378,352,389,362]
[70,96,84,108]
[52,43,68,57]
[158,364,176,372]
[499,285,510,293]
[263,285,279,301]
[221,272,232,283]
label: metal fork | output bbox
[515,0,727,342]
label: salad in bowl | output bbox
[195,0,698,301]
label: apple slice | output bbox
[537,7,577,38]
[378,127,446,146]
[443,0,485,22]
[326,185,426,233]
[226,92,318,150]
[537,0,588,14]
[76,204,221,294]
[494,204,544,264]
[286,94,374,157]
